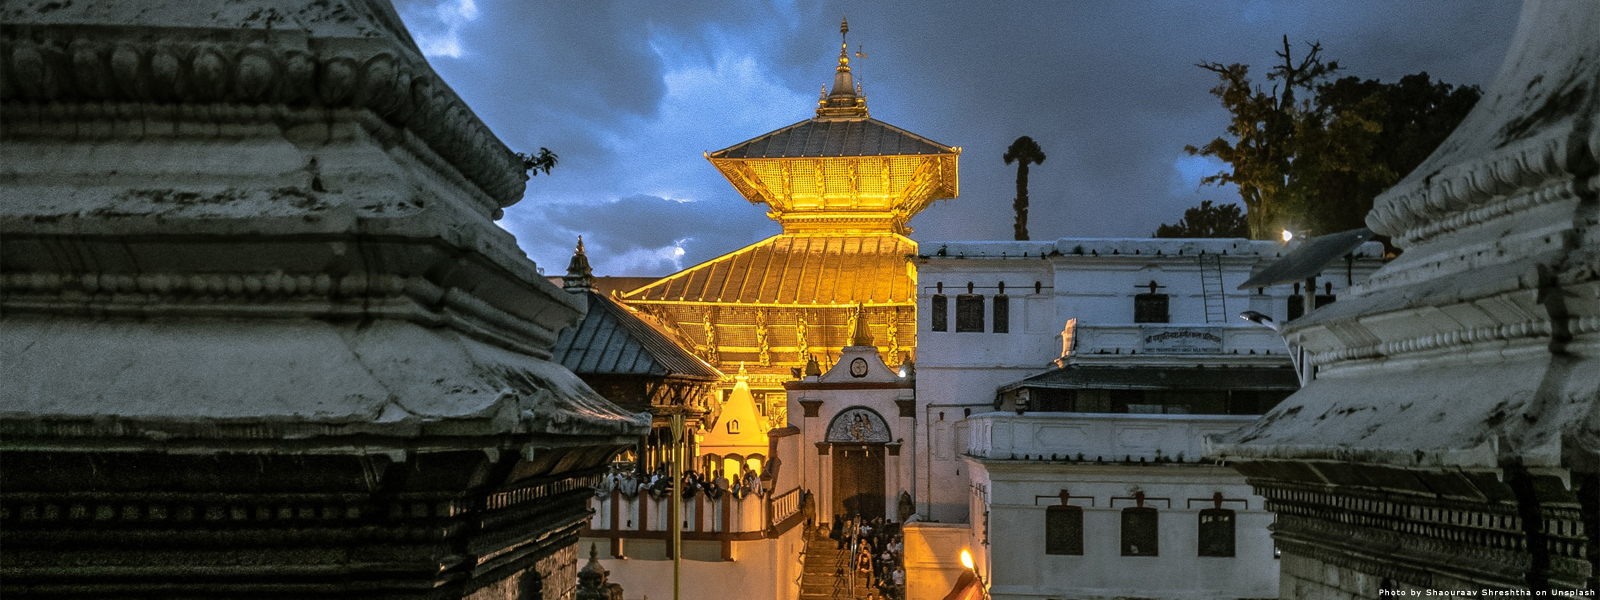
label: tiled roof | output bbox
[623,234,917,305]
[709,118,957,159]
[551,291,721,380]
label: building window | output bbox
[993,294,1010,333]
[1045,504,1084,555]
[1198,508,1236,557]
[956,294,984,332]
[931,294,948,331]
[1134,293,1169,323]
[727,420,739,434]
[1121,507,1159,556]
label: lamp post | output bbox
[669,412,684,600]
[1239,310,1307,386]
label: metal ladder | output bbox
[1199,253,1227,323]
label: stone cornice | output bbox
[0,21,527,208]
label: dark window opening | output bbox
[1134,294,1169,323]
[1198,508,1236,557]
[1046,505,1084,555]
[993,295,1010,333]
[1035,388,1076,412]
[931,294,948,332]
[956,294,984,332]
[1289,294,1337,320]
[1121,507,1159,556]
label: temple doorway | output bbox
[824,407,893,521]
[832,444,886,521]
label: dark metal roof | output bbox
[623,234,916,305]
[1011,365,1300,392]
[1239,228,1376,289]
[709,118,957,159]
[551,291,721,381]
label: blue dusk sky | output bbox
[395,1,1519,276]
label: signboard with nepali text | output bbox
[1140,326,1223,354]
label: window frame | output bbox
[931,294,949,332]
[1198,508,1237,557]
[1044,503,1085,555]
[1120,506,1160,556]
[992,294,1010,333]
[1133,293,1169,324]
[955,294,985,333]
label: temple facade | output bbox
[622,18,960,421]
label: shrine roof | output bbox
[623,234,916,306]
[552,292,721,381]
[709,118,957,160]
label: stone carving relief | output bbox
[826,407,891,444]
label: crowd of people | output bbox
[828,514,906,600]
[595,464,766,501]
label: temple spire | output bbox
[563,236,594,292]
[817,15,868,119]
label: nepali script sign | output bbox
[1140,326,1223,354]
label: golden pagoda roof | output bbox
[623,234,916,306]
[703,18,959,236]
[708,118,957,160]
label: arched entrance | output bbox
[826,407,891,521]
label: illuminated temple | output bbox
[623,19,960,414]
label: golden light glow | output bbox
[959,549,974,570]
[1281,229,1294,242]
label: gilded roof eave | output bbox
[622,233,918,306]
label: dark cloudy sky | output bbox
[395,1,1520,276]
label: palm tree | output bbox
[1002,136,1046,240]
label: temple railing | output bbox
[768,487,802,528]
[585,485,806,542]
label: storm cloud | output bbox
[398,0,1519,276]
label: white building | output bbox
[904,237,1385,600]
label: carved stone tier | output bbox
[0,1,650,598]
[1210,0,1599,595]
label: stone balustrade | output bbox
[965,412,1258,463]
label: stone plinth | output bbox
[1209,0,1599,595]
[0,1,649,598]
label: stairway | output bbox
[799,526,874,600]
[1199,253,1227,323]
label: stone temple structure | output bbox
[1211,0,1599,595]
[622,18,960,417]
[0,1,649,598]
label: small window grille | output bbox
[1134,294,1169,323]
[1198,508,1236,557]
[955,295,984,332]
[992,295,1010,333]
[1046,504,1084,555]
[1121,507,1160,556]
[931,294,948,332]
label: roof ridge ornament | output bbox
[563,235,594,292]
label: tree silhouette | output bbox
[518,147,559,177]
[1002,136,1046,241]
[1153,200,1249,238]
[1186,36,1478,241]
